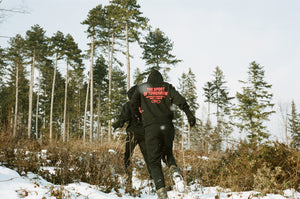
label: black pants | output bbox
[145,123,177,190]
[124,131,152,179]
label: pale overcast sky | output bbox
[1,0,300,141]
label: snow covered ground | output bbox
[1,166,299,199]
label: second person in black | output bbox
[113,85,152,187]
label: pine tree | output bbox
[68,53,85,139]
[288,100,300,148]
[110,66,127,137]
[211,66,233,150]
[233,61,275,143]
[109,0,148,91]
[203,81,214,121]
[100,66,127,141]
[94,56,108,143]
[178,68,199,149]
[141,28,182,78]
[83,4,123,141]
[24,24,48,138]
[62,34,83,142]
[105,4,125,141]
[211,67,233,121]
[5,35,27,137]
[82,4,107,143]
[48,31,65,141]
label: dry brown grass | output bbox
[0,134,299,194]
[174,141,300,193]
[0,134,126,193]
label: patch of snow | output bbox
[0,166,299,199]
[198,156,209,160]
[108,149,117,154]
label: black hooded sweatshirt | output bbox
[131,70,191,127]
[114,85,144,136]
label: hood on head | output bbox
[147,69,164,84]
[127,85,138,100]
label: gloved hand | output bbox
[187,114,196,127]
[112,120,123,130]
[134,113,142,123]
[184,108,196,127]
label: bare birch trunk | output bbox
[13,65,19,137]
[50,54,58,142]
[89,37,95,143]
[28,52,35,138]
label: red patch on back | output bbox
[143,87,168,104]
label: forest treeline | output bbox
[0,0,299,150]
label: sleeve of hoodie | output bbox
[168,84,193,114]
[121,102,131,122]
[114,102,131,128]
[130,87,141,118]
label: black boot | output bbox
[156,187,169,199]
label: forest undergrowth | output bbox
[0,133,299,195]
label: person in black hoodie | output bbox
[113,85,153,187]
[131,69,196,199]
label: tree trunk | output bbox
[78,87,81,138]
[28,52,35,138]
[187,124,191,150]
[13,65,19,137]
[50,54,58,142]
[125,22,130,92]
[208,102,211,122]
[35,65,41,139]
[181,113,184,150]
[67,117,70,141]
[89,36,95,143]
[83,72,90,143]
[63,61,69,142]
[97,90,101,143]
[108,34,114,142]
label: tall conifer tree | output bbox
[203,81,214,121]
[178,68,199,149]
[211,66,233,150]
[109,0,148,91]
[6,35,28,137]
[141,28,182,79]
[82,4,108,142]
[48,31,65,141]
[93,56,108,143]
[62,34,83,142]
[233,61,275,143]
[24,24,48,138]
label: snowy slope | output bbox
[1,166,299,199]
